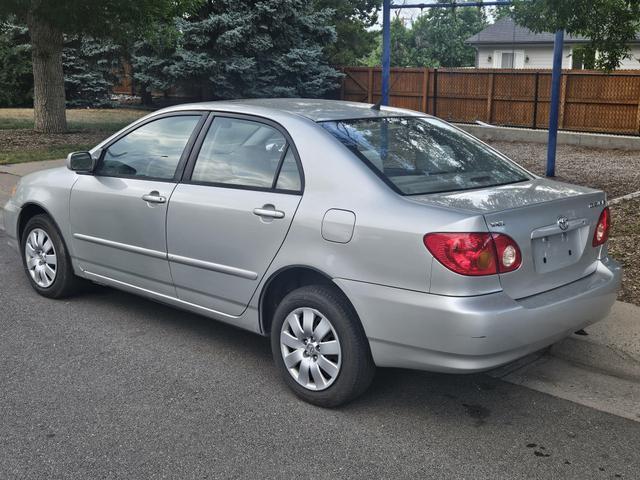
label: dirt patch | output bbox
[0,129,110,152]
[487,141,640,199]
[609,198,640,305]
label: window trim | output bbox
[93,111,208,183]
[181,111,305,195]
[493,49,525,69]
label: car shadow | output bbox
[80,283,516,423]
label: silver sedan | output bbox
[1,99,621,406]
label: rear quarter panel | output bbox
[247,117,500,313]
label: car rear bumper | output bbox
[335,257,621,373]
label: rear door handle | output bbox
[253,207,285,219]
[142,191,166,204]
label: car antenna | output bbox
[371,98,383,111]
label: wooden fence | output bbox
[340,67,640,136]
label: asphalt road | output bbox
[1,233,640,479]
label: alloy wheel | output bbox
[280,307,342,391]
[24,228,57,288]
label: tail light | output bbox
[592,207,611,247]
[423,232,521,276]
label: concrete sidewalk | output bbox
[2,159,640,420]
[0,158,65,177]
[490,302,640,422]
[0,159,65,205]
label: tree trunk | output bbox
[140,85,153,106]
[27,14,67,133]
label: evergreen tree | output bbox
[63,37,121,108]
[0,23,122,108]
[0,21,32,107]
[132,0,342,101]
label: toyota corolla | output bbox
[1,99,621,406]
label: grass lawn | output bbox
[0,108,149,165]
[0,144,96,164]
[0,108,149,131]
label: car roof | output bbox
[158,98,427,122]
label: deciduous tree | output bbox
[0,0,200,132]
[313,0,381,65]
[363,4,487,68]
[512,0,640,70]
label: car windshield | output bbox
[320,116,531,195]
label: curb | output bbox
[457,123,640,151]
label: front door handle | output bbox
[142,191,166,204]
[253,206,285,219]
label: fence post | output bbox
[532,72,540,129]
[367,68,374,104]
[381,0,391,106]
[421,67,429,113]
[486,72,495,123]
[340,67,345,101]
[559,73,568,128]
[433,68,439,117]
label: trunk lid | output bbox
[410,178,606,299]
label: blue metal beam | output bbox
[381,0,391,106]
[381,1,513,108]
[546,29,564,177]
[391,2,512,8]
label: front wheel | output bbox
[270,284,375,407]
[21,214,81,299]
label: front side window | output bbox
[96,115,201,180]
[320,116,531,195]
[191,117,293,189]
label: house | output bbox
[466,17,640,69]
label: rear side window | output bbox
[275,148,301,191]
[320,117,531,195]
[96,115,201,180]
[191,117,300,191]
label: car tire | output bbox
[21,214,81,299]
[270,284,375,407]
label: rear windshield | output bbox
[320,116,531,195]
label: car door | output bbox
[166,114,304,316]
[69,112,205,296]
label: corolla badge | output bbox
[557,215,569,231]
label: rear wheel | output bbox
[270,284,375,407]
[21,214,80,298]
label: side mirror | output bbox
[66,151,97,173]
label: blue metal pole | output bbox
[381,0,391,106]
[546,29,564,177]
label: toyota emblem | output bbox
[557,215,569,231]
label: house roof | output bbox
[466,17,640,46]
